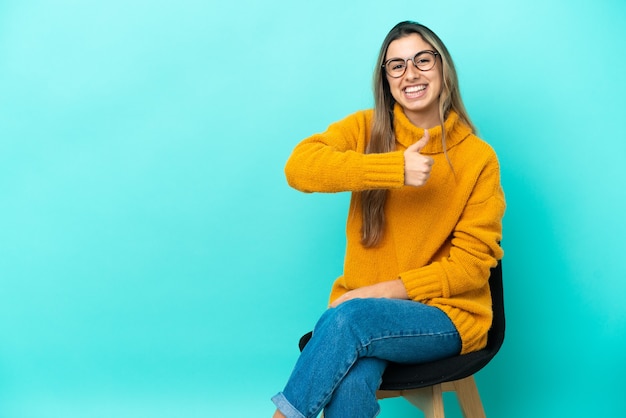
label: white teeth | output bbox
[405,85,426,93]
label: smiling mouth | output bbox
[404,85,427,95]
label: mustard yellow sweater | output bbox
[285,105,505,354]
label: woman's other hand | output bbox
[330,279,409,308]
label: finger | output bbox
[329,295,345,308]
[412,129,430,153]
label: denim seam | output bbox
[360,330,460,346]
[357,331,461,359]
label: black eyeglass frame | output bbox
[382,50,440,78]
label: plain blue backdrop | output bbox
[1,0,625,416]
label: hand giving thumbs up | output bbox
[403,130,434,187]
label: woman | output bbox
[272,21,505,418]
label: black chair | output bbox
[299,262,504,418]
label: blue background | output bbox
[1,0,625,417]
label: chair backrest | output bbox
[485,262,505,353]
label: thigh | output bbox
[326,298,462,364]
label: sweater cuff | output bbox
[362,151,405,189]
[400,264,450,301]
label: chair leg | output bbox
[402,384,445,418]
[377,375,486,417]
[453,376,486,418]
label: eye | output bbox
[415,55,433,65]
[387,60,405,72]
[414,52,436,70]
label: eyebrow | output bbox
[385,49,433,61]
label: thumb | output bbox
[413,129,430,153]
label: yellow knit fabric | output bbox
[285,105,505,354]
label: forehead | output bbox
[386,33,432,59]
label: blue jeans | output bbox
[272,298,461,418]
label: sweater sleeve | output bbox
[400,154,505,301]
[284,111,406,193]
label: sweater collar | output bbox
[393,104,472,154]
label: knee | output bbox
[333,370,377,399]
[340,358,385,392]
[315,299,374,335]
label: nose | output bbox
[404,60,421,78]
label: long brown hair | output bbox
[361,21,476,247]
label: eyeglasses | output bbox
[383,50,440,78]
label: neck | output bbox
[402,105,440,129]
